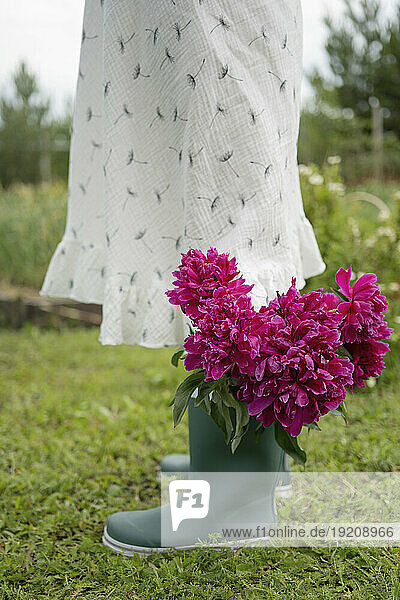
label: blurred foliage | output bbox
[0,181,67,288]
[298,0,400,183]
[0,61,71,187]
[299,158,400,296]
[299,102,400,183]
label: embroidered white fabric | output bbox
[40,0,326,347]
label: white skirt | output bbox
[40,0,326,347]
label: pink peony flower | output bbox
[345,340,390,389]
[235,279,354,436]
[183,288,262,381]
[166,247,253,322]
[335,266,393,344]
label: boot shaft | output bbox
[188,398,285,473]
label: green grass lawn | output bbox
[1,325,400,599]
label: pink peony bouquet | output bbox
[166,248,393,464]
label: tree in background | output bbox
[0,61,71,187]
[299,0,400,182]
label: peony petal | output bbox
[257,405,276,428]
[335,266,352,297]
[248,394,275,416]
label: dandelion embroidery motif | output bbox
[197,195,221,212]
[147,290,158,308]
[282,33,293,56]
[134,229,153,253]
[71,223,83,239]
[86,107,101,121]
[132,63,150,79]
[117,271,138,286]
[114,104,133,125]
[126,149,148,166]
[88,266,106,278]
[217,64,243,81]
[160,48,175,69]
[169,146,183,163]
[250,159,273,179]
[106,227,120,247]
[103,81,111,97]
[188,146,203,167]
[123,187,138,211]
[217,216,236,236]
[90,140,101,161]
[173,20,191,41]
[117,32,136,54]
[278,128,288,142]
[149,107,165,128]
[209,103,228,128]
[162,225,203,251]
[145,26,160,46]
[79,176,91,194]
[210,14,231,35]
[172,107,188,122]
[248,107,265,125]
[154,184,170,204]
[248,26,269,46]
[186,58,206,89]
[82,29,98,44]
[268,70,287,92]
[239,191,257,208]
[218,150,239,178]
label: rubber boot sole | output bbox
[102,525,270,556]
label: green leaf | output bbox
[214,385,250,453]
[274,422,307,466]
[255,420,265,443]
[337,345,353,360]
[213,390,234,441]
[202,393,212,415]
[304,421,321,431]
[173,370,204,427]
[329,285,349,302]
[194,380,217,407]
[171,346,185,367]
[219,401,234,445]
[231,402,250,453]
[330,402,348,424]
[210,394,233,445]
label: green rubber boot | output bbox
[158,449,292,498]
[103,399,284,556]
